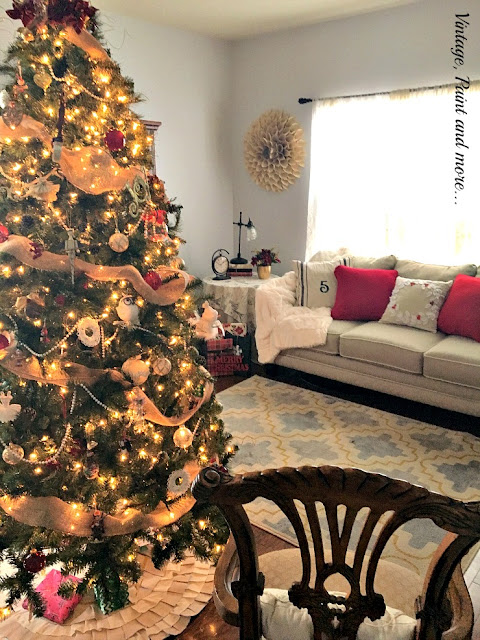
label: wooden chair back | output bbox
[192,465,480,640]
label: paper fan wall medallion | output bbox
[243,109,306,192]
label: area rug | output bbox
[218,375,480,576]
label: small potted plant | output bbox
[251,248,281,279]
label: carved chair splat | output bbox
[192,465,480,640]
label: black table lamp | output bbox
[232,212,257,264]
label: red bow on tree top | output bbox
[7,0,97,34]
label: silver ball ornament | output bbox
[173,425,194,449]
[2,100,23,130]
[153,357,172,376]
[2,442,24,465]
[108,233,129,253]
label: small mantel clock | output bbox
[211,249,231,280]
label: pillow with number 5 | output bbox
[293,259,351,308]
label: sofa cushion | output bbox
[293,258,349,308]
[424,335,480,390]
[332,266,398,321]
[437,274,480,342]
[340,322,445,373]
[320,320,365,354]
[395,259,476,281]
[308,252,396,270]
[380,277,452,333]
[349,254,397,270]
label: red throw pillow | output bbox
[331,265,398,321]
[437,274,480,342]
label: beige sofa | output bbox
[273,256,480,417]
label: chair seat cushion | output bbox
[261,588,416,640]
[259,548,422,617]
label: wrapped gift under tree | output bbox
[201,323,251,376]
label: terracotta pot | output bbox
[257,265,271,279]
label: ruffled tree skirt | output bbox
[0,554,214,640]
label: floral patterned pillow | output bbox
[379,277,452,332]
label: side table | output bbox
[202,274,278,333]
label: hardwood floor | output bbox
[175,526,294,640]
[174,372,480,639]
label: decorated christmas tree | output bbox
[0,0,232,617]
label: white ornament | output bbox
[167,468,191,497]
[64,227,79,285]
[173,425,194,449]
[193,301,222,340]
[2,442,24,465]
[116,296,140,326]
[0,392,21,422]
[23,175,60,203]
[0,90,9,110]
[108,233,129,253]
[152,357,172,376]
[52,139,63,163]
[122,355,150,385]
[77,317,101,348]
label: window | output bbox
[307,85,480,264]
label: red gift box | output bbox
[205,337,233,351]
[207,352,249,376]
[23,569,82,624]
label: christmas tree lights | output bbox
[0,0,232,617]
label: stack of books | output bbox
[227,263,253,277]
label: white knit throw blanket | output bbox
[255,272,332,364]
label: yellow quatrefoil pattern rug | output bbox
[219,375,480,576]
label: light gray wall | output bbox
[231,0,480,274]
[0,8,234,278]
[99,13,233,278]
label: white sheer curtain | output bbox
[307,85,480,264]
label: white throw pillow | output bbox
[379,277,452,333]
[293,258,351,308]
[260,588,416,640]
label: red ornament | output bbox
[54,294,65,306]
[144,271,162,291]
[0,334,10,350]
[29,241,43,259]
[45,459,61,471]
[66,438,85,458]
[0,225,9,243]
[23,550,46,573]
[104,129,125,152]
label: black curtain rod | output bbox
[298,79,480,104]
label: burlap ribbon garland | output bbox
[0,115,52,145]
[63,26,110,61]
[0,118,144,196]
[0,461,200,536]
[0,234,192,306]
[0,350,214,427]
